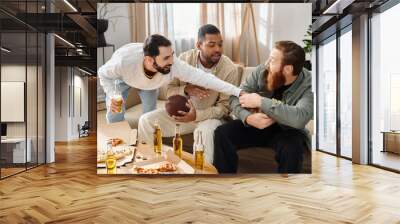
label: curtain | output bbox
[201,3,242,64]
[129,3,148,42]
[146,3,200,56]
[144,3,245,63]
[132,3,311,66]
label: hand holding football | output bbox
[165,95,190,117]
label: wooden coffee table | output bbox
[97,120,218,174]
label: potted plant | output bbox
[302,25,312,71]
[97,3,133,47]
[97,4,110,47]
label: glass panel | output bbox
[317,36,337,154]
[38,32,45,165]
[1,2,28,177]
[26,0,38,169]
[339,28,352,158]
[371,3,400,171]
[27,31,38,169]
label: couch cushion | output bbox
[125,100,166,129]
[235,64,244,84]
[126,88,141,109]
[240,67,256,85]
[158,84,169,101]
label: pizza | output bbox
[97,147,132,163]
[135,161,177,174]
[111,138,123,147]
[158,162,177,172]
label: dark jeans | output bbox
[213,120,309,173]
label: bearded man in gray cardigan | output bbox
[214,41,313,174]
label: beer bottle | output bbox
[153,120,162,154]
[112,80,123,113]
[173,124,183,158]
[106,139,117,174]
[194,131,204,170]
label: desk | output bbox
[381,131,400,154]
[1,138,31,163]
[97,121,218,174]
[97,144,218,174]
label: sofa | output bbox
[97,65,313,173]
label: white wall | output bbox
[242,3,312,66]
[54,66,68,141]
[98,3,132,51]
[54,67,89,141]
[97,3,132,102]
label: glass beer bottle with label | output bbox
[153,120,162,154]
[173,123,183,158]
[194,131,204,170]
[106,139,117,174]
[112,80,123,113]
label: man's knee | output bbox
[275,130,308,156]
[195,120,221,136]
[214,120,242,138]
[138,111,153,128]
[214,123,228,139]
[107,111,125,123]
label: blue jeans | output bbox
[106,80,159,123]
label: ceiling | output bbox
[310,0,390,42]
[0,0,97,74]
[1,0,394,74]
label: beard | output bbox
[200,51,221,66]
[266,67,286,92]
[209,52,221,64]
[153,60,172,74]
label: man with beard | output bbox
[98,34,242,123]
[138,24,239,164]
[213,41,313,173]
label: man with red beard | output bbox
[213,41,313,173]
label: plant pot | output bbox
[97,19,109,47]
[304,60,312,71]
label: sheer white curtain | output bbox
[148,3,200,56]
[145,3,311,66]
[202,3,242,64]
[147,3,242,59]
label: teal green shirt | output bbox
[230,65,314,148]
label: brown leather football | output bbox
[165,95,190,117]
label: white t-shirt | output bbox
[197,59,214,73]
[98,43,241,97]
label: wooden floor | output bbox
[372,150,400,171]
[1,167,26,178]
[1,135,400,223]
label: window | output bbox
[172,4,200,40]
[339,28,352,158]
[370,2,400,171]
[317,36,337,154]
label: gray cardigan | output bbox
[230,65,314,147]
